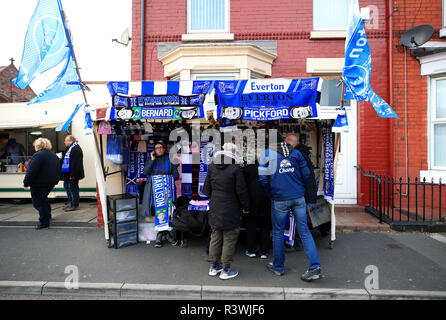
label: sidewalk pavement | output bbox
[0,199,386,232]
[0,199,97,226]
[1,225,446,298]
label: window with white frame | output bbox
[187,0,230,33]
[313,0,349,31]
[319,79,350,107]
[430,76,446,169]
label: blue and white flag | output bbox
[55,102,83,132]
[28,52,81,104]
[13,0,70,89]
[342,0,398,118]
[332,107,349,133]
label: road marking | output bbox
[429,233,446,246]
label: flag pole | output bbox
[61,9,110,242]
[328,80,345,248]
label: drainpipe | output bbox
[388,0,394,180]
[141,0,145,80]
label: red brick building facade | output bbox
[0,60,36,103]
[130,0,445,207]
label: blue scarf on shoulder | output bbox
[62,142,78,173]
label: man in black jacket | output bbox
[23,138,60,229]
[61,135,84,211]
[202,143,250,280]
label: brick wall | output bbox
[391,0,444,184]
[131,0,402,205]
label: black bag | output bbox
[171,197,208,236]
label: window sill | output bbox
[182,33,234,42]
[420,170,446,184]
[310,31,346,39]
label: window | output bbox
[319,80,350,107]
[430,77,446,169]
[313,0,349,31]
[187,0,230,33]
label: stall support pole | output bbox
[61,10,109,241]
[329,81,345,248]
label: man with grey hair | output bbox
[203,143,250,280]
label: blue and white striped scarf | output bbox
[61,142,78,173]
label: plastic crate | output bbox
[116,221,138,236]
[116,233,137,249]
[115,209,137,223]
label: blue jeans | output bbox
[64,180,79,208]
[271,197,320,273]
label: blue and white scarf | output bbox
[152,174,175,231]
[61,142,78,173]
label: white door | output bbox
[334,100,357,204]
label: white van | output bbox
[0,102,98,199]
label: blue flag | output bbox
[28,52,81,104]
[55,102,83,132]
[342,0,398,119]
[13,0,71,89]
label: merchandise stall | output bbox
[92,79,345,249]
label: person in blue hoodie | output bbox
[258,140,322,282]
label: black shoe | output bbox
[266,262,284,276]
[180,239,188,248]
[165,231,178,246]
[35,224,49,230]
[155,232,163,248]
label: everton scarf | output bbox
[125,151,138,196]
[61,142,78,173]
[152,174,175,231]
[323,122,335,201]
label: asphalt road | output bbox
[0,226,445,291]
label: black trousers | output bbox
[246,215,270,254]
[31,186,53,226]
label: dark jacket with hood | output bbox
[243,162,271,217]
[202,151,250,230]
[60,143,85,181]
[258,142,310,201]
[295,144,318,204]
[24,150,61,188]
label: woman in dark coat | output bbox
[24,138,61,229]
[202,143,250,280]
[142,141,179,247]
[243,161,272,259]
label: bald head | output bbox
[285,134,298,148]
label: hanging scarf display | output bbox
[136,152,148,183]
[61,142,78,173]
[106,80,213,120]
[198,141,215,199]
[152,174,175,231]
[106,135,124,164]
[322,122,335,201]
[125,151,138,196]
[181,152,193,198]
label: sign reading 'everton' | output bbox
[214,78,322,120]
[113,94,203,108]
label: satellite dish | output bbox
[400,24,435,48]
[112,28,132,46]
